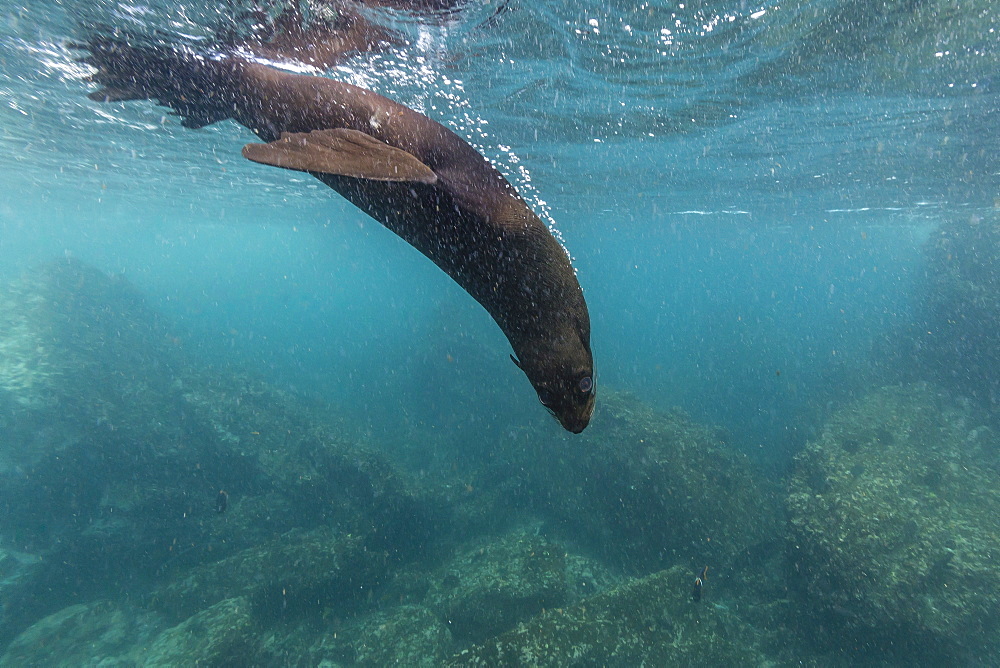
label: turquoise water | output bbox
[1,0,999,664]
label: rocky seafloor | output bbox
[1,213,1000,666]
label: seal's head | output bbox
[511,333,595,433]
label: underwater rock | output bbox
[259,531,621,665]
[348,604,452,666]
[787,383,1000,659]
[446,565,763,665]
[563,551,623,602]
[151,526,386,622]
[905,212,1000,407]
[0,547,36,585]
[173,370,439,559]
[0,259,440,647]
[144,597,255,667]
[0,258,178,418]
[520,391,780,572]
[254,602,452,666]
[0,599,163,667]
[424,528,568,643]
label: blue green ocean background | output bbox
[0,0,998,665]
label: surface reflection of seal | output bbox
[78,31,595,432]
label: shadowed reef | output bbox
[2,255,999,664]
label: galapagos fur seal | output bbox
[77,34,595,432]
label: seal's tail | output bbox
[73,2,407,128]
[75,36,242,129]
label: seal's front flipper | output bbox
[242,129,438,184]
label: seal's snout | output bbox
[565,405,595,434]
[554,389,596,434]
[520,355,595,434]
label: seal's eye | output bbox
[578,376,593,394]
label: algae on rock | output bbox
[0,258,180,425]
[0,600,163,667]
[151,526,386,622]
[423,528,568,643]
[144,597,255,667]
[524,391,781,572]
[788,383,1000,660]
[0,259,439,647]
[0,258,815,664]
[349,604,452,666]
[906,212,1000,407]
[446,565,764,666]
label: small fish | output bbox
[692,565,708,602]
[215,490,229,514]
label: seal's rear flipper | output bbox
[242,129,438,184]
[76,37,242,129]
